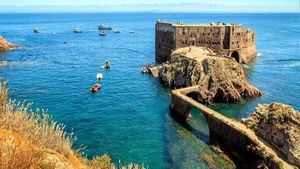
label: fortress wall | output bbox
[175,26,223,50]
[240,44,257,63]
[155,22,257,64]
[155,23,176,62]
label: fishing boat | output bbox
[90,84,101,93]
[99,32,106,36]
[104,60,110,68]
[98,25,112,30]
[33,28,40,33]
[74,28,83,33]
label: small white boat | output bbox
[96,73,103,80]
[113,30,121,33]
[99,32,106,36]
[74,28,83,33]
[0,61,8,67]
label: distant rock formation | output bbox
[242,102,300,167]
[0,36,19,51]
[158,47,261,104]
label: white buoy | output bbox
[96,73,103,80]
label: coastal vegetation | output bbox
[0,81,145,169]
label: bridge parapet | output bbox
[170,86,293,169]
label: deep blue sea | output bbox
[0,13,299,169]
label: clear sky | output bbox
[0,0,299,12]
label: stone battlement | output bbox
[155,21,257,63]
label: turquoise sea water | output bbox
[0,13,299,168]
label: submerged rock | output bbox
[242,102,300,167]
[158,47,261,104]
[0,36,19,51]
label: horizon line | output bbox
[0,3,298,13]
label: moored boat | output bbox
[96,73,103,80]
[90,84,101,93]
[33,28,40,33]
[104,60,110,68]
[98,25,112,30]
[74,28,83,33]
[99,32,106,36]
[113,30,121,33]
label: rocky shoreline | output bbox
[158,47,261,104]
[242,102,300,168]
[0,36,19,51]
[157,46,299,168]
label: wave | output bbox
[7,61,39,67]
[257,53,263,57]
[283,61,300,68]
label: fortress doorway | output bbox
[231,51,240,63]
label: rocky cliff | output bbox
[0,36,19,51]
[158,47,261,104]
[242,102,300,167]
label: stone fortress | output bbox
[155,20,257,63]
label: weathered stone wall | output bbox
[239,44,257,63]
[155,23,176,62]
[205,114,284,169]
[155,21,257,64]
[175,26,224,50]
[170,89,293,169]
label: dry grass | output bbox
[0,82,75,158]
[0,81,147,169]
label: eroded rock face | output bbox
[242,102,300,167]
[0,36,19,51]
[158,47,261,104]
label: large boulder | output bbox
[158,47,261,104]
[242,102,300,167]
[0,36,19,51]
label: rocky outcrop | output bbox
[158,47,261,104]
[242,102,300,167]
[0,36,19,51]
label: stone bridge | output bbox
[170,86,293,169]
